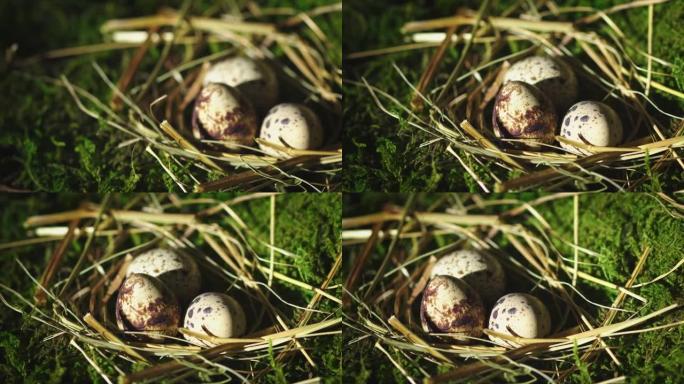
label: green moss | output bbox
[266,341,288,384]
[571,341,593,384]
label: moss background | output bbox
[343,0,684,192]
[342,193,684,383]
[0,193,341,383]
[0,0,341,192]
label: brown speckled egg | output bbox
[430,249,506,305]
[560,101,623,155]
[192,83,258,148]
[115,273,180,340]
[504,55,578,112]
[183,292,247,347]
[258,103,324,158]
[420,275,486,340]
[493,81,557,146]
[126,248,201,306]
[488,293,551,347]
[203,56,279,114]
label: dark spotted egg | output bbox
[488,293,551,347]
[559,101,623,155]
[192,83,258,148]
[126,248,201,306]
[258,103,324,158]
[430,249,506,305]
[115,273,180,340]
[420,275,486,340]
[183,292,247,347]
[493,81,558,146]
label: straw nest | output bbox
[0,194,341,383]
[342,193,684,383]
[348,1,684,191]
[33,2,342,192]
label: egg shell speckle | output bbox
[560,101,623,155]
[115,273,180,340]
[258,103,324,158]
[420,275,485,340]
[192,83,257,147]
[203,56,279,114]
[488,293,551,347]
[493,81,557,145]
[504,55,578,112]
[126,248,201,306]
[430,249,506,305]
[183,292,247,347]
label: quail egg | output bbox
[420,275,486,339]
[559,101,623,155]
[183,292,247,346]
[504,55,578,112]
[493,81,557,145]
[126,248,201,305]
[203,56,279,114]
[430,249,506,305]
[488,293,551,347]
[115,273,180,340]
[258,103,324,158]
[192,83,258,147]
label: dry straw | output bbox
[348,0,683,191]
[0,193,341,383]
[343,193,684,382]
[28,2,342,191]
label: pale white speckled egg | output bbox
[258,103,324,158]
[504,55,578,112]
[488,293,551,347]
[192,83,258,147]
[183,292,247,346]
[115,273,180,340]
[493,81,557,145]
[430,249,506,305]
[559,101,623,155]
[126,248,201,305]
[420,275,485,340]
[203,56,279,114]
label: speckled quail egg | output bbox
[203,56,279,114]
[192,83,258,147]
[504,55,578,112]
[115,273,180,340]
[183,292,247,346]
[493,81,558,145]
[126,248,201,305]
[420,275,486,339]
[488,293,551,347]
[430,249,506,305]
[559,101,623,155]
[258,103,324,158]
